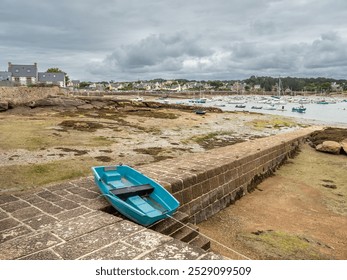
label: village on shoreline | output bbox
[1,62,347,97]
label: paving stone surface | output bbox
[19,249,63,260]
[139,239,205,260]
[0,225,33,243]
[0,210,8,220]
[0,176,221,260]
[0,232,62,260]
[80,242,143,260]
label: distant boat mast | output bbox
[278,76,282,96]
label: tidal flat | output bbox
[0,104,303,192]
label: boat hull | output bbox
[292,107,306,113]
[92,165,179,226]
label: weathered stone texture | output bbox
[316,140,341,154]
[0,232,62,260]
[140,239,205,260]
[140,128,315,223]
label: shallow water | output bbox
[227,101,347,126]
[161,96,347,126]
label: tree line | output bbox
[244,76,347,92]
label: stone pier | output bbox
[0,128,317,259]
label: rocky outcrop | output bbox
[316,141,341,154]
[0,101,8,111]
[1,90,223,113]
[309,127,347,146]
[341,139,347,154]
[27,96,86,108]
[0,86,63,106]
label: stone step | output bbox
[170,223,199,243]
[150,211,210,252]
[189,235,211,251]
[149,211,189,235]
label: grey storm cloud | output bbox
[1,0,347,80]
[303,33,347,69]
[106,33,212,70]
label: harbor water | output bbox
[159,96,347,126]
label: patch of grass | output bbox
[239,230,326,259]
[246,117,297,130]
[0,118,55,150]
[188,131,245,149]
[0,117,113,151]
[59,120,104,132]
[191,132,221,143]
[0,158,100,191]
[276,144,347,216]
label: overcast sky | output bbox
[1,0,347,81]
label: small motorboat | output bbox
[292,105,306,113]
[92,165,179,226]
[316,100,329,105]
[235,104,246,108]
[251,106,262,109]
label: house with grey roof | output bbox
[0,71,12,86]
[68,80,80,88]
[0,71,12,81]
[8,62,38,85]
[38,72,66,87]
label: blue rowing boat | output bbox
[92,164,179,226]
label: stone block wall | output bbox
[138,128,317,224]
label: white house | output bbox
[8,62,38,85]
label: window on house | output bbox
[15,69,19,73]
[27,69,31,73]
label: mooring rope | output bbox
[165,214,251,260]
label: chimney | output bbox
[8,62,11,69]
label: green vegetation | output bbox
[244,75,347,92]
[0,117,113,151]
[191,132,222,143]
[246,117,297,130]
[276,144,347,216]
[0,158,99,191]
[239,230,326,259]
[187,131,246,149]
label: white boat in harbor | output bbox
[189,98,207,103]
[277,106,287,111]
[227,99,246,104]
[298,98,310,104]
